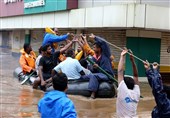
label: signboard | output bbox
[0,0,78,17]
[4,0,22,4]
[24,0,45,8]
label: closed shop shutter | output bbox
[31,30,44,52]
[160,32,170,73]
[161,32,170,66]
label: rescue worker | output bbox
[19,43,40,88]
[144,61,170,117]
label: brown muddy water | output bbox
[0,48,155,118]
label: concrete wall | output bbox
[0,4,169,31]
[145,5,170,30]
[0,32,2,46]
[78,0,170,8]
[141,0,170,7]
[0,0,24,17]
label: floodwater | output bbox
[0,48,155,118]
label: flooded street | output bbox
[0,48,155,118]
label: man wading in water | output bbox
[116,49,140,117]
[144,61,170,117]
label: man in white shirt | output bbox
[35,46,43,75]
[116,49,140,118]
[52,49,85,80]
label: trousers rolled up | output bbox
[81,73,109,92]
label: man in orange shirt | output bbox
[19,43,40,88]
[19,43,36,74]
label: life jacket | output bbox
[19,49,36,74]
[58,54,66,62]
[75,51,83,60]
[82,43,94,56]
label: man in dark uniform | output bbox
[144,61,170,117]
[81,34,114,99]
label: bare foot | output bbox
[90,92,96,99]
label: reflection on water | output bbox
[0,48,155,118]
[0,77,155,118]
[70,83,155,118]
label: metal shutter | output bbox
[161,32,170,66]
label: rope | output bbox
[99,38,170,66]
[99,37,146,63]
[80,33,167,66]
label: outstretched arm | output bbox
[149,63,170,109]
[90,34,111,58]
[118,49,128,84]
[143,60,154,88]
[129,50,139,85]
[49,33,69,43]
[60,39,76,53]
[78,35,95,56]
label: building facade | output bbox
[0,0,170,76]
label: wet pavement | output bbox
[0,47,155,118]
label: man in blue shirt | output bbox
[42,27,70,53]
[144,61,170,117]
[38,72,77,118]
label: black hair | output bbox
[93,42,102,51]
[124,77,135,90]
[42,44,50,52]
[52,72,68,91]
[93,41,102,49]
[38,46,43,54]
[23,43,30,51]
[65,49,75,57]
[80,59,88,68]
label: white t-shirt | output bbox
[54,57,83,80]
[35,54,42,74]
[116,80,140,118]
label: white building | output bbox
[0,0,170,76]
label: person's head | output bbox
[93,42,102,54]
[110,55,114,61]
[124,76,135,90]
[23,43,32,54]
[42,44,52,55]
[77,46,82,52]
[80,59,88,68]
[59,43,65,49]
[52,72,68,92]
[53,27,59,35]
[65,49,75,58]
[38,46,44,55]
